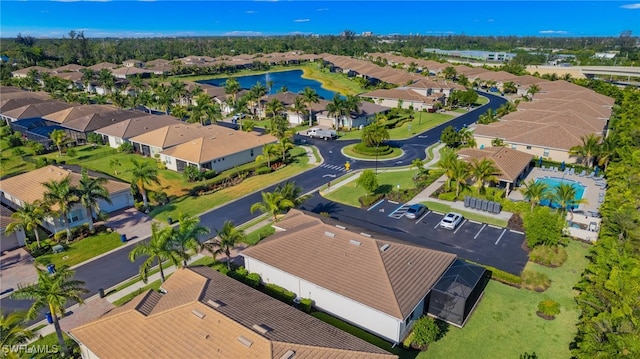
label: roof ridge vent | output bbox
[279,350,296,359]
[359,232,371,237]
[252,324,272,334]
[380,243,390,252]
[237,336,253,348]
[349,239,361,246]
[324,231,336,238]
[191,309,206,319]
[207,299,225,308]
[335,225,346,230]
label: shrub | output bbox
[0,126,11,137]
[411,316,442,349]
[35,158,48,168]
[202,170,217,179]
[486,267,522,287]
[352,143,393,156]
[524,206,565,248]
[521,270,551,292]
[530,245,568,267]
[66,147,77,158]
[255,166,272,175]
[359,193,384,207]
[30,142,46,155]
[6,135,23,148]
[356,169,378,195]
[264,283,296,304]
[12,148,26,156]
[537,299,560,319]
[438,192,457,201]
[86,133,103,144]
[118,142,134,153]
[245,273,261,288]
[299,298,312,313]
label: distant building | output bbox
[423,49,516,62]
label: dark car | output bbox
[405,204,427,219]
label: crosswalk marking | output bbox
[320,164,349,172]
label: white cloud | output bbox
[539,30,569,34]
[317,8,328,11]
[223,31,264,36]
[294,19,310,23]
[246,10,257,14]
[487,19,494,22]
[620,3,640,9]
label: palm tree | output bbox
[596,134,618,170]
[527,84,541,100]
[450,159,470,198]
[154,84,173,115]
[255,143,278,168]
[42,176,78,241]
[75,168,111,231]
[250,82,267,116]
[265,98,285,119]
[496,101,517,117]
[211,220,246,271]
[569,134,601,167]
[301,87,320,127]
[224,78,241,105]
[172,213,210,266]
[5,201,47,248]
[129,222,182,283]
[442,66,457,80]
[326,95,345,127]
[171,105,189,121]
[130,159,161,208]
[551,182,588,214]
[458,127,476,148]
[0,310,35,357]
[109,158,121,175]
[411,158,425,175]
[250,191,294,222]
[437,149,459,190]
[478,108,498,124]
[10,265,88,357]
[277,135,294,162]
[470,159,499,193]
[292,96,307,124]
[491,138,505,147]
[361,121,389,147]
[275,181,309,208]
[169,80,187,106]
[49,129,69,157]
[520,179,550,212]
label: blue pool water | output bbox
[535,177,586,210]
[198,70,336,100]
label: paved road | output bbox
[2,92,507,318]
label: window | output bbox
[543,148,550,157]
[526,146,532,150]
[511,145,517,150]
[250,149,254,157]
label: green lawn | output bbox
[422,200,509,228]
[112,279,163,306]
[423,240,590,359]
[338,112,453,141]
[475,95,489,105]
[38,232,123,268]
[453,108,468,113]
[323,170,417,207]
[242,223,275,245]
[28,331,75,358]
[0,138,36,179]
[149,147,311,222]
[342,144,404,160]
[301,65,365,95]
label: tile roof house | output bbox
[58,109,147,144]
[70,266,397,359]
[95,114,182,149]
[159,128,278,172]
[128,123,210,157]
[0,166,133,234]
[457,147,534,192]
[2,101,73,123]
[316,101,390,129]
[10,66,53,78]
[360,88,444,111]
[242,209,461,343]
[87,62,118,72]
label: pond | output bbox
[197,69,336,100]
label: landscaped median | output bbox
[338,111,454,141]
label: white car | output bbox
[439,212,463,230]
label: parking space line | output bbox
[416,211,430,224]
[488,224,502,229]
[389,204,409,219]
[454,219,467,234]
[468,219,482,224]
[495,229,507,245]
[388,200,399,205]
[433,221,441,229]
[509,229,525,235]
[367,199,385,211]
[474,224,487,239]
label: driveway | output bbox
[0,248,37,298]
[301,194,528,275]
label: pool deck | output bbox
[509,166,605,242]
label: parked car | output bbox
[405,204,427,219]
[231,113,245,121]
[439,212,463,230]
[306,128,337,140]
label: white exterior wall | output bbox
[98,190,133,213]
[244,256,404,342]
[204,146,264,173]
[475,136,575,163]
[1,227,26,251]
[104,135,124,149]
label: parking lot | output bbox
[366,199,528,274]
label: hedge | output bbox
[352,143,393,156]
[264,283,296,305]
[299,298,313,313]
[255,166,272,175]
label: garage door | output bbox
[100,192,133,213]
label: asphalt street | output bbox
[1,92,509,318]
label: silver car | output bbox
[439,212,463,230]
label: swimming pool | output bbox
[535,177,586,210]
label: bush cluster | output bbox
[255,166,272,175]
[529,245,568,267]
[410,316,442,350]
[352,143,393,156]
[537,299,561,317]
[521,270,551,292]
[359,193,384,207]
[264,283,296,305]
[228,266,261,288]
[299,298,313,313]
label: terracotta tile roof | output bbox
[0,97,49,113]
[95,115,181,139]
[11,66,52,76]
[61,109,146,133]
[111,67,150,77]
[54,64,85,73]
[242,209,456,319]
[87,62,118,71]
[454,66,489,77]
[378,72,420,85]
[512,75,547,87]
[0,89,50,102]
[265,91,301,106]
[42,105,119,124]
[535,89,615,107]
[71,267,396,359]
[129,123,210,149]
[518,98,611,119]
[457,147,533,183]
[501,109,605,134]
[52,72,84,82]
[474,70,519,82]
[361,88,434,104]
[2,101,73,121]
[0,165,129,208]
[159,131,278,164]
[145,59,171,67]
[355,101,390,116]
[0,206,17,229]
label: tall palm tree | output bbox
[301,87,320,127]
[10,265,88,357]
[569,134,601,167]
[292,96,306,124]
[597,134,618,170]
[42,176,78,241]
[450,159,470,198]
[437,149,459,190]
[275,181,309,208]
[49,129,69,157]
[109,158,121,175]
[361,121,389,147]
[171,213,210,266]
[502,81,517,94]
[527,84,541,100]
[255,143,278,168]
[470,158,499,193]
[442,66,457,80]
[0,310,35,357]
[326,95,345,127]
[520,179,550,212]
[277,134,294,162]
[210,220,246,271]
[250,191,294,222]
[154,84,173,115]
[224,78,241,105]
[130,159,161,208]
[169,80,187,106]
[5,201,47,248]
[478,108,498,124]
[75,168,111,231]
[265,98,285,119]
[551,182,588,214]
[458,127,476,148]
[250,82,267,116]
[411,158,425,175]
[129,222,182,283]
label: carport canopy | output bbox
[428,259,489,327]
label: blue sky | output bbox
[1,1,638,38]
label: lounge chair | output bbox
[586,171,594,178]
[541,165,546,171]
[578,170,586,177]
[553,167,558,172]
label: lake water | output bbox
[198,70,336,100]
